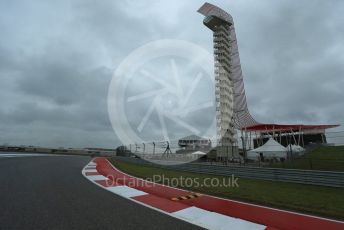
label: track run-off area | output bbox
[84,157,344,230]
[1,153,343,230]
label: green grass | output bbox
[109,159,344,220]
[268,146,344,171]
[308,146,344,160]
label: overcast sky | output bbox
[1,0,343,148]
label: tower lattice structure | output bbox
[198,3,260,158]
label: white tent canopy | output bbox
[287,144,305,153]
[191,151,207,155]
[247,138,287,160]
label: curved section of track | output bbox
[0,155,203,230]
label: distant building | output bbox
[247,125,336,150]
[178,135,211,150]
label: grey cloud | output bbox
[0,0,343,148]
[233,0,344,127]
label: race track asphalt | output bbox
[0,155,203,230]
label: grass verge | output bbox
[268,146,344,171]
[109,158,344,220]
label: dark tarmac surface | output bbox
[0,155,203,230]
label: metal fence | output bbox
[118,138,238,156]
[112,156,344,188]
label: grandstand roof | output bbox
[243,124,340,132]
[179,135,207,141]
